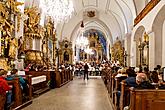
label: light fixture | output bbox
[40,0,74,23]
[84,47,94,55]
[76,21,89,50]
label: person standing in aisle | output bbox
[84,62,89,80]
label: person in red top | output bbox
[0,70,11,95]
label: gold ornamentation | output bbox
[24,7,41,34]
[134,0,160,26]
[111,40,124,66]
[9,38,18,59]
[24,7,41,50]
[59,40,73,64]
[0,57,10,70]
[0,0,23,58]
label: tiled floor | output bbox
[23,76,113,110]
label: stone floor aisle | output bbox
[23,76,113,110]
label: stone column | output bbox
[124,33,131,67]
[148,31,155,71]
[130,41,137,67]
[162,21,165,67]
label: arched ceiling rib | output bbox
[54,0,142,44]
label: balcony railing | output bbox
[134,0,161,26]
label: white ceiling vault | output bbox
[25,0,147,46]
[57,0,148,46]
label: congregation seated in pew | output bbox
[120,71,157,110]
[0,69,12,110]
[6,69,28,94]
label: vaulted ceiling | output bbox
[57,0,148,46]
[25,0,148,45]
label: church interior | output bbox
[0,0,165,110]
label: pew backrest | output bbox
[0,94,6,110]
[7,78,22,108]
[120,80,130,110]
[129,88,165,110]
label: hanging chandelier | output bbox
[40,0,74,23]
[76,33,89,50]
[76,21,89,50]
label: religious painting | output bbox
[143,45,149,66]
[48,39,53,63]
[64,51,69,61]
[18,36,24,56]
[42,41,47,56]
[90,41,95,47]
[25,37,32,50]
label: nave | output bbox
[23,77,113,110]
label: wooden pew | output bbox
[119,80,130,110]
[55,70,62,87]
[0,93,6,110]
[111,75,116,106]
[106,69,112,94]
[55,69,73,88]
[6,76,33,110]
[129,88,165,110]
[0,78,21,110]
[25,71,51,96]
[113,76,127,110]
[7,78,22,108]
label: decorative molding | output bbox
[134,0,160,26]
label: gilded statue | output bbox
[9,38,18,59]
[24,7,41,33]
[6,0,23,14]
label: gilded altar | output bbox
[59,39,73,64]
[79,32,103,63]
[0,0,23,59]
[88,33,103,63]
[111,40,124,66]
[42,17,56,68]
[24,7,41,50]
[25,50,43,65]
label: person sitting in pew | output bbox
[6,69,27,93]
[0,69,12,109]
[125,68,137,87]
[136,73,155,89]
[123,73,156,110]
[150,70,159,83]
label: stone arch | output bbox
[133,25,145,67]
[152,5,165,66]
[70,19,113,47]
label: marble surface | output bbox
[23,76,113,110]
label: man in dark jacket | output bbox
[84,63,89,80]
[136,73,154,89]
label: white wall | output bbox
[124,33,131,66]
[134,0,146,15]
[148,32,155,70]
[130,1,165,69]
[130,40,136,67]
[132,1,165,34]
[162,21,165,67]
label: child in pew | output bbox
[0,69,12,109]
[6,69,28,93]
